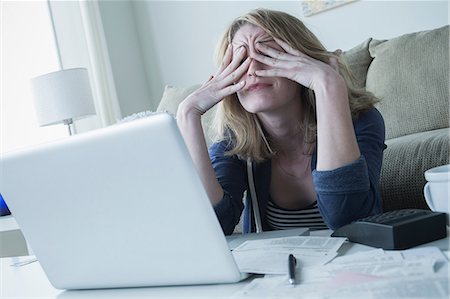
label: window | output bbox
[1,1,67,154]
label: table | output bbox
[1,233,448,298]
[0,216,28,258]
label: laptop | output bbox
[1,113,251,290]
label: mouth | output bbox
[245,83,272,92]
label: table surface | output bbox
[0,216,29,258]
[0,216,20,232]
[1,232,449,299]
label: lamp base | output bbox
[63,119,75,136]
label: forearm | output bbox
[313,155,383,229]
[176,102,224,204]
[314,76,360,171]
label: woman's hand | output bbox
[179,45,251,116]
[252,38,360,171]
[252,37,344,92]
[176,45,252,205]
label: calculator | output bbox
[331,209,447,249]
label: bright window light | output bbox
[1,1,67,154]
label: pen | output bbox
[288,254,297,285]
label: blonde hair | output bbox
[213,9,378,162]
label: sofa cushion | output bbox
[156,85,200,115]
[342,38,373,90]
[366,25,449,140]
[156,84,217,146]
[380,128,450,211]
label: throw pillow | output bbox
[366,25,449,140]
[342,38,373,90]
[156,84,217,146]
[156,84,201,116]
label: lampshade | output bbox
[31,68,96,127]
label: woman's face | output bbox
[232,24,301,114]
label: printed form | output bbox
[232,246,449,298]
[232,236,346,274]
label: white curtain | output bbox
[48,0,121,131]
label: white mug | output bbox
[424,164,449,222]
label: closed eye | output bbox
[256,41,278,58]
[256,48,271,58]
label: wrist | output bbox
[314,74,347,100]
[177,100,203,121]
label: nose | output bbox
[247,57,263,77]
[246,45,264,77]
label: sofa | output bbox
[156,25,449,213]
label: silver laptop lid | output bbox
[1,113,242,289]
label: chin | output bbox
[239,99,272,114]
[237,93,277,114]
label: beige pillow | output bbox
[342,38,373,90]
[366,25,449,140]
[156,85,201,115]
[156,85,217,146]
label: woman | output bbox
[177,9,385,235]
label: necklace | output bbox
[273,155,311,180]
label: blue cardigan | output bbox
[209,108,386,235]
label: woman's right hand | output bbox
[176,45,250,205]
[179,44,251,116]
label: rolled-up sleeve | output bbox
[313,108,386,230]
[209,141,247,235]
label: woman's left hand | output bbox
[253,38,361,171]
[252,37,343,91]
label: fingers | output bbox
[204,56,248,101]
[218,57,250,88]
[250,50,291,68]
[214,58,249,97]
[255,42,297,61]
[254,68,291,79]
[273,37,304,57]
[215,81,246,99]
[216,46,247,80]
[214,44,233,77]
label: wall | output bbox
[41,1,450,120]
[98,0,448,113]
[98,1,154,118]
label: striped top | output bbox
[266,199,328,230]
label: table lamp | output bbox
[31,68,96,135]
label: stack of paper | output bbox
[232,246,449,298]
[232,236,346,274]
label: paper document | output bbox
[226,227,309,250]
[231,246,449,299]
[300,246,445,284]
[322,274,449,299]
[232,236,346,274]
